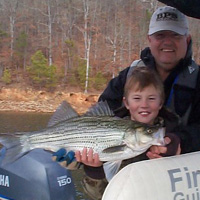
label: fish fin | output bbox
[0,133,31,165]
[48,101,79,127]
[83,101,114,117]
[102,144,126,153]
[103,161,122,182]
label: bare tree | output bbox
[0,0,19,61]
[28,0,57,66]
[73,0,99,93]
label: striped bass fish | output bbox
[0,101,165,180]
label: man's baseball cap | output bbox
[148,6,189,35]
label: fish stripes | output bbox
[0,101,165,165]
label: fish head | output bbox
[124,123,165,151]
[138,126,165,145]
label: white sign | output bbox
[102,151,200,200]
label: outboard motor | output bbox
[0,148,76,200]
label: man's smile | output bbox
[161,48,174,52]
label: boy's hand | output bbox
[75,148,103,167]
[146,133,181,159]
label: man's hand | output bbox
[146,133,181,159]
[75,148,103,167]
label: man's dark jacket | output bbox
[99,44,200,154]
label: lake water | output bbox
[0,111,91,200]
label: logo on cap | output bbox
[157,12,178,22]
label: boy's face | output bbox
[123,84,162,125]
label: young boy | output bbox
[75,67,180,200]
[123,66,164,125]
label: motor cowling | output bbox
[0,148,76,200]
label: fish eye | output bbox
[147,129,153,134]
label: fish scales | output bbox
[28,116,128,152]
[0,101,165,165]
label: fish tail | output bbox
[0,133,31,165]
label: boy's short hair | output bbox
[124,66,165,103]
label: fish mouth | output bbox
[153,139,165,146]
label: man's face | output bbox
[148,31,191,73]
